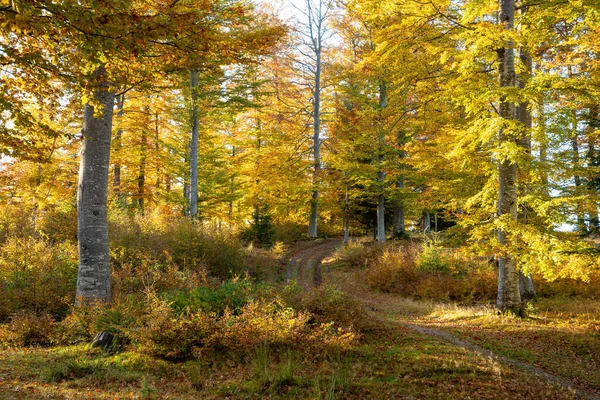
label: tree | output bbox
[495,0,522,314]
[293,0,334,238]
[2,0,284,303]
[76,66,115,302]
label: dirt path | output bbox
[287,240,600,400]
[286,239,341,287]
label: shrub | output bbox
[364,242,497,301]
[54,294,148,346]
[334,240,383,269]
[164,278,272,316]
[282,284,371,332]
[219,299,310,351]
[416,242,451,274]
[109,212,276,283]
[134,297,218,360]
[0,237,77,321]
[0,313,56,347]
[241,206,276,247]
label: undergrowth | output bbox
[335,238,600,302]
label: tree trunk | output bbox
[393,130,406,237]
[393,175,405,237]
[189,69,199,220]
[588,105,599,231]
[308,41,322,238]
[423,211,431,234]
[376,185,386,242]
[516,38,536,301]
[376,80,387,243]
[137,114,147,215]
[76,65,115,304]
[538,97,549,195]
[154,112,161,190]
[572,126,587,233]
[519,273,536,301]
[496,0,522,314]
[344,182,350,244]
[113,94,124,198]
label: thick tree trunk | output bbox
[189,70,199,220]
[496,0,522,314]
[113,94,124,198]
[76,65,115,304]
[519,273,536,301]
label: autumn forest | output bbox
[1,0,599,398]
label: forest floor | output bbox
[0,238,598,399]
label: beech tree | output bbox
[292,0,334,238]
[2,0,283,303]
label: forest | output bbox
[0,0,599,398]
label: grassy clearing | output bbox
[0,325,578,399]
[415,299,600,390]
[325,264,600,395]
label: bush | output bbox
[133,293,356,360]
[134,297,218,360]
[242,206,276,247]
[364,242,497,301]
[0,313,56,347]
[219,299,310,351]
[334,240,383,269]
[0,237,77,321]
[164,278,272,316]
[109,212,279,283]
[281,284,371,332]
[416,242,451,274]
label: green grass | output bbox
[0,323,579,399]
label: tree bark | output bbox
[393,130,406,237]
[587,105,599,230]
[76,65,115,304]
[113,94,124,198]
[189,69,199,220]
[376,80,387,243]
[572,124,587,233]
[496,0,522,314]
[344,182,350,244]
[137,110,148,215]
[305,0,329,238]
[516,39,536,301]
[423,211,431,234]
[308,36,322,238]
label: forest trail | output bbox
[286,239,342,287]
[287,240,600,400]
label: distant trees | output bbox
[1,0,599,311]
